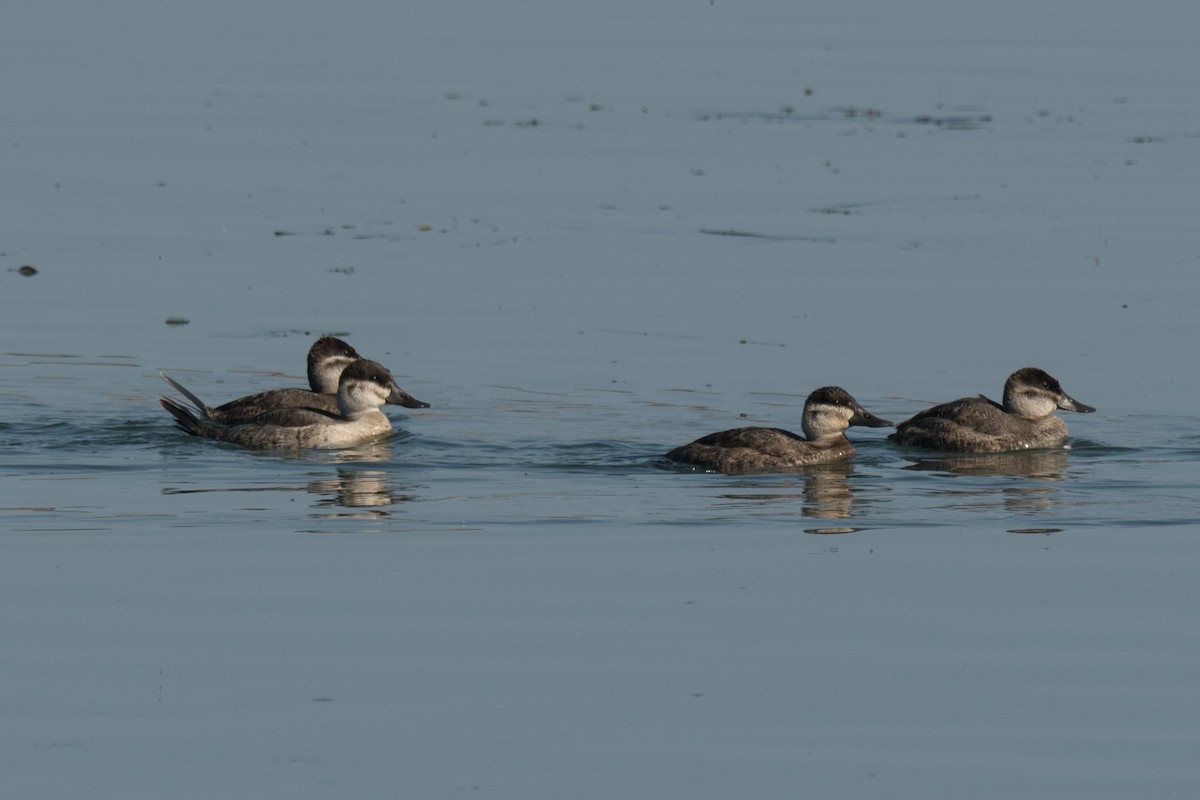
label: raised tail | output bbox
[160,372,214,418]
[159,395,209,437]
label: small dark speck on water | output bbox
[17,264,37,276]
[165,317,190,326]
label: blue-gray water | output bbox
[4,1,1200,797]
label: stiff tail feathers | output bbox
[159,372,213,417]
[160,372,224,438]
[159,395,207,437]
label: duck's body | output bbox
[184,336,363,425]
[666,386,892,474]
[890,367,1094,453]
[668,426,858,473]
[160,359,428,449]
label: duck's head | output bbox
[802,386,893,440]
[336,359,430,417]
[1002,367,1095,418]
[307,336,363,393]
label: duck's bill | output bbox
[388,387,431,409]
[1058,395,1095,413]
[850,408,894,428]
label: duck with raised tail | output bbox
[163,336,366,425]
[160,359,429,449]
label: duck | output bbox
[665,386,893,473]
[161,336,368,425]
[890,367,1094,452]
[160,359,428,449]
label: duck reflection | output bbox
[715,461,868,521]
[308,467,416,517]
[801,461,856,519]
[160,438,419,520]
[902,448,1070,517]
[302,438,419,517]
[901,448,1069,479]
[324,439,396,464]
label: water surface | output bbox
[3,1,1200,797]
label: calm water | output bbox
[4,1,1200,797]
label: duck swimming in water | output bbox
[162,336,367,425]
[890,367,1094,452]
[160,359,428,449]
[665,386,893,474]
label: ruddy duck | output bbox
[890,367,1094,452]
[665,386,893,473]
[165,336,366,425]
[160,359,428,449]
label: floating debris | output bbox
[165,317,190,326]
[17,264,37,276]
[694,106,992,131]
[699,228,836,244]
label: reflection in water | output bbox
[902,448,1070,517]
[997,484,1058,515]
[802,461,856,519]
[161,464,416,521]
[271,439,396,465]
[329,440,398,464]
[307,467,416,519]
[901,448,1069,479]
[271,440,419,521]
[716,461,865,521]
[161,436,417,522]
